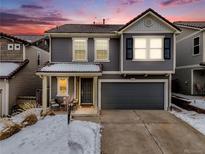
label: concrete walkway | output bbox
[101,110,205,154]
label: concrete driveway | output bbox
[101,110,205,154]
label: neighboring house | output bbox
[0,32,49,116]
[16,35,49,52]
[173,22,205,95]
[36,8,181,114]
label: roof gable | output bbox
[0,32,31,45]
[174,21,205,30]
[119,8,181,33]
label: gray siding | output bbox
[51,38,72,62]
[124,14,173,33]
[173,68,192,95]
[8,46,49,112]
[51,37,120,71]
[123,33,174,71]
[176,29,203,66]
[0,38,23,61]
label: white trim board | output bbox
[102,71,121,74]
[176,64,202,69]
[98,79,169,110]
[203,31,205,62]
[121,71,174,74]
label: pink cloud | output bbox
[160,0,201,7]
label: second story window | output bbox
[8,44,14,50]
[73,38,87,61]
[134,36,163,61]
[193,37,200,55]
[14,44,21,50]
[95,38,109,62]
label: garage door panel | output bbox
[101,82,164,109]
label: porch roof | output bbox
[37,62,102,75]
[0,59,29,79]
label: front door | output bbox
[81,78,93,105]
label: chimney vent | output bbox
[103,18,105,25]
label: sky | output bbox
[0,0,205,35]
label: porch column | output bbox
[74,76,77,99]
[42,75,48,114]
[93,77,98,109]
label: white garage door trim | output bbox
[98,79,169,110]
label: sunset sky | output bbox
[1,0,205,35]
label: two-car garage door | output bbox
[100,81,167,110]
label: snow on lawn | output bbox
[172,93,205,110]
[171,107,205,135]
[0,115,101,154]
[11,108,42,124]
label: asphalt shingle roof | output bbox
[46,24,124,33]
[174,21,205,29]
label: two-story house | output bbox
[173,22,205,95]
[0,32,49,116]
[36,9,181,114]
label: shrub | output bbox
[21,114,38,127]
[0,123,22,141]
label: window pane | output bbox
[134,38,146,48]
[194,46,199,55]
[96,50,108,60]
[95,39,108,60]
[96,40,108,50]
[150,38,162,48]
[150,49,162,59]
[194,37,199,46]
[74,40,86,60]
[134,49,146,59]
[59,78,67,96]
[75,50,86,60]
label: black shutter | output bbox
[164,38,171,59]
[126,38,133,60]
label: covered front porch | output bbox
[36,63,102,115]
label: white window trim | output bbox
[8,44,13,50]
[72,38,88,62]
[94,38,110,62]
[193,36,200,56]
[132,36,164,61]
[14,44,21,50]
[57,77,69,96]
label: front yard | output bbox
[0,111,101,154]
[171,105,205,135]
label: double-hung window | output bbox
[95,38,109,61]
[193,37,200,55]
[134,36,163,61]
[73,38,87,61]
[57,77,68,96]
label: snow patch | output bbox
[0,115,101,154]
[173,93,205,110]
[0,62,20,76]
[40,63,101,72]
[171,107,205,135]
